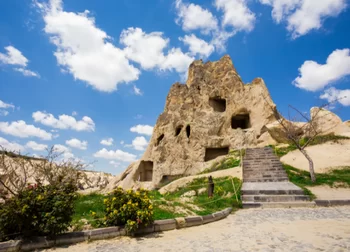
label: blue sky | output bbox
[0,0,349,175]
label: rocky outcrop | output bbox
[107,55,280,191]
[107,55,350,191]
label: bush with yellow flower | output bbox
[101,187,153,233]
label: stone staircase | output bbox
[242,147,315,208]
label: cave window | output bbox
[156,134,164,146]
[175,125,183,136]
[231,114,250,129]
[137,161,153,182]
[186,125,191,138]
[204,147,229,162]
[209,97,226,112]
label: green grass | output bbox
[71,177,242,230]
[283,164,350,200]
[199,157,240,174]
[72,193,106,228]
[160,177,242,215]
[284,164,350,187]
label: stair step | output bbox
[242,195,309,202]
[243,175,288,179]
[244,178,289,182]
[241,189,304,195]
[242,201,316,209]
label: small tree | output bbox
[263,97,344,183]
[0,146,88,241]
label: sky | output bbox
[0,0,349,175]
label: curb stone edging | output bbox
[0,207,233,252]
[315,200,350,207]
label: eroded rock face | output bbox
[107,56,350,191]
[107,55,280,191]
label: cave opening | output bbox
[186,125,191,138]
[209,97,226,112]
[231,114,250,129]
[137,161,154,182]
[156,134,164,146]
[204,147,229,162]
[175,125,183,136]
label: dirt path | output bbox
[46,206,350,251]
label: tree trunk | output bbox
[300,149,316,182]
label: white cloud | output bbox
[0,100,15,110]
[36,0,140,92]
[161,48,194,75]
[0,120,52,140]
[215,0,256,32]
[33,111,95,131]
[93,148,137,162]
[0,45,39,77]
[131,136,148,151]
[0,137,25,152]
[13,67,40,78]
[133,85,142,96]
[0,99,15,116]
[109,160,121,168]
[0,46,28,66]
[120,27,169,70]
[320,87,350,106]
[175,0,218,34]
[293,49,350,91]
[180,34,214,58]
[260,0,347,38]
[53,144,75,159]
[26,141,48,151]
[66,138,88,150]
[120,27,194,75]
[130,124,154,136]
[0,111,9,116]
[100,138,113,146]
[72,111,78,116]
[120,140,125,145]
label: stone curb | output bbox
[0,207,233,252]
[315,200,350,207]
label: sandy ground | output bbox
[159,167,242,194]
[307,186,350,200]
[46,206,350,252]
[280,139,350,173]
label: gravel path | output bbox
[47,207,350,252]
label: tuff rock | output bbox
[106,55,350,191]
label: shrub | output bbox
[0,182,77,242]
[102,187,153,234]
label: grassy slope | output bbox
[71,176,242,229]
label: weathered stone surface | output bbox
[107,56,349,191]
[311,107,343,134]
[107,55,279,190]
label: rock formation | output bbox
[107,55,350,191]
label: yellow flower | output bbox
[113,210,118,215]
[127,200,132,205]
[112,197,117,201]
[104,199,108,204]
[36,194,44,201]
[148,205,153,210]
